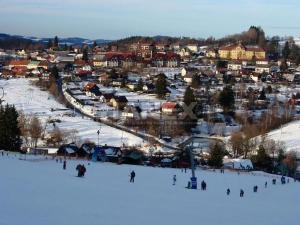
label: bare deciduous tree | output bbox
[28,116,43,148]
[47,127,66,147]
[18,111,30,146]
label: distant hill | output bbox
[0,33,112,49]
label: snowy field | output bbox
[267,120,300,156]
[0,78,144,147]
[1,154,299,225]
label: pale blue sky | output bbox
[0,0,299,39]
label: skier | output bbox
[63,160,66,170]
[130,170,135,183]
[81,164,86,177]
[253,185,258,193]
[240,189,244,197]
[265,182,267,188]
[173,175,177,185]
[201,180,206,190]
[281,176,286,184]
[226,188,230,195]
[76,164,82,177]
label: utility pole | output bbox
[186,144,197,189]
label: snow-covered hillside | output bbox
[267,120,300,156]
[0,78,144,147]
[0,154,299,225]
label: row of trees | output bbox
[207,138,298,176]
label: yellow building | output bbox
[219,43,265,60]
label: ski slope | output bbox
[267,120,300,157]
[0,154,299,225]
[0,78,144,147]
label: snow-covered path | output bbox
[0,155,299,225]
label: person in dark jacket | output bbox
[80,165,86,177]
[63,160,66,170]
[173,175,177,185]
[76,164,82,177]
[201,180,207,190]
[253,185,258,193]
[130,170,135,183]
[226,188,230,195]
[240,189,244,197]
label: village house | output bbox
[183,73,194,84]
[38,61,49,70]
[227,60,243,71]
[27,61,40,70]
[100,93,115,103]
[170,42,182,51]
[219,42,266,60]
[155,42,169,52]
[161,102,181,115]
[109,96,128,109]
[8,60,29,70]
[152,52,181,68]
[122,105,142,119]
[206,48,218,58]
[186,42,199,53]
[134,42,154,59]
[143,83,155,93]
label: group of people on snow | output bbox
[76,164,86,177]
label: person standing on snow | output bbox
[63,160,66,170]
[173,175,177,185]
[130,170,135,183]
[201,180,207,190]
[81,164,86,177]
[226,188,230,195]
[76,164,82,177]
[240,189,244,197]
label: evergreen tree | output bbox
[93,41,97,48]
[53,36,59,48]
[82,47,89,62]
[282,41,290,60]
[63,44,68,51]
[258,88,266,100]
[207,143,224,168]
[251,145,272,171]
[280,60,288,72]
[277,148,285,164]
[108,69,118,80]
[0,104,22,152]
[155,73,168,98]
[218,86,235,113]
[136,79,144,91]
[184,86,196,107]
[191,74,200,88]
[50,65,59,81]
[47,39,53,49]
